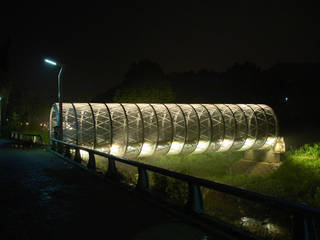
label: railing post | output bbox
[64,145,71,158]
[87,152,96,170]
[293,214,319,240]
[51,140,56,150]
[57,140,64,154]
[187,182,204,214]
[106,158,118,178]
[19,134,23,148]
[74,148,82,163]
[136,167,149,193]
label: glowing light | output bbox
[96,147,108,153]
[218,139,234,152]
[80,150,89,159]
[167,141,184,155]
[110,144,121,156]
[261,137,277,149]
[240,138,256,151]
[44,59,57,66]
[193,140,210,154]
[140,143,156,157]
[274,137,285,153]
[65,123,73,130]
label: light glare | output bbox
[44,59,57,66]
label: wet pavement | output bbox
[0,139,213,239]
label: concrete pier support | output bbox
[230,149,282,177]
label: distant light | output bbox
[285,97,288,102]
[44,59,57,66]
[26,122,29,126]
[0,96,2,101]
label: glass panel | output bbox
[73,103,95,149]
[107,103,127,157]
[259,104,277,150]
[203,104,224,152]
[151,104,173,156]
[227,104,247,151]
[191,104,211,154]
[49,103,58,139]
[62,103,77,144]
[90,103,111,153]
[165,104,186,155]
[178,104,200,155]
[137,104,158,157]
[238,104,257,151]
[216,104,236,151]
[122,104,143,159]
[247,104,268,149]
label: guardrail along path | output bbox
[0,140,211,240]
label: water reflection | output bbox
[240,216,284,236]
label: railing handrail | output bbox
[50,138,320,218]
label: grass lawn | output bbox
[139,144,320,208]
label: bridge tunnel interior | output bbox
[49,103,278,159]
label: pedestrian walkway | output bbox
[0,139,212,239]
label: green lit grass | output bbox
[139,144,320,208]
[136,144,320,239]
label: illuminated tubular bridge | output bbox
[49,103,278,159]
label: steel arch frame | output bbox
[50,103,278,158]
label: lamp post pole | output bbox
[44,58,64,141]
[0,96,2,133]
[58,66,63,141]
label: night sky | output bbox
[2,1,319,103]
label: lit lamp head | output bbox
[44,58,60,67]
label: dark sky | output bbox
[1,1,320,103]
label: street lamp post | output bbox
[44,58,64,141]
[0,95,2,132]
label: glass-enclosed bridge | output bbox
[50,103,278,159]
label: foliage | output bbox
[112,59,175,103]
[113,80,175,103]
[290,143,320,159]
[140,151,243,179]
[150,173,188,206]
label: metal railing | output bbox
[50,138,319,240]
[11,131,43,145]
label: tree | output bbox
[113,59,175,103]
[0,36,12,125]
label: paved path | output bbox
[0,139,213,240]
